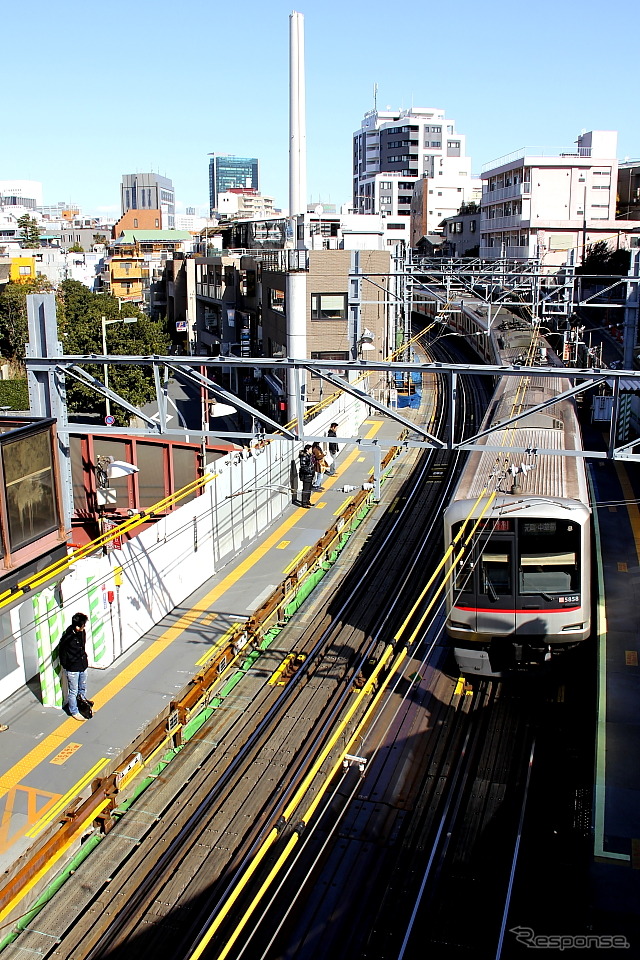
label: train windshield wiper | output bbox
[486,580,498,601]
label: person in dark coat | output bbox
[298,445,314,508]
[58,612,91,721]
[327,422,339,475]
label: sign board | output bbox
[176,320,188,332]
[105,415,115,426]
[102,517,122,552]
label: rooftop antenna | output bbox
[373,82,378,111]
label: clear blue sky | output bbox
[6,0,639,217]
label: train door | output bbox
[477,537,517,634]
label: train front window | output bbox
[479,548,512,598]
[517,519,580,595]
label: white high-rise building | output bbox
[352,107,479,244]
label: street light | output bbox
[101,315,138,418]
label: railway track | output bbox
[3,358,483,960]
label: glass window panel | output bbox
[518,519,580,594]
[0,611,18,679]
[93,438,131,507]
[173,447,198,503]
[311,293,347,320]
[3,430,58,551]
[70,436,87,517]
[479,544,512,597]
[136,444,166,509]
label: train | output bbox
[444,322,591,677]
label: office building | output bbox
[209,155,258,214]
[121,173,175,229]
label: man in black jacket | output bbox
[298,445,314,508]
[58,612,91,721]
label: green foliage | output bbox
[0,378,29,410]
[68,243,84,253]
[17,214,41,248]
[0,278,53,361]
[58,280,170,425]
[578,241,631,276]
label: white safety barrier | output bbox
[29,393,368,706]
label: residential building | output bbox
[480,131,637,266]
[103,230,192,315]
[439,204,481,257]
[209,155,259,214]
[618,161,640,220]
[168,211,394,416]
[352,107,479,244]
[112,209,163,237]
[217,189,276,221]
[100,244,146,307]
[121,173,175,229]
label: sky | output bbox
[5,0,640,218]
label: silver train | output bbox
[444,325,591,677]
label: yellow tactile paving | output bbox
[616,463,640,564]
[0,785,60,854]
[26,758,109,839]
[0,799,112,925]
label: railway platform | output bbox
[0,414,406,900]
[588,449,640,936]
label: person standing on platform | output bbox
[327,422,339,475]
[311,443,328,489]
[59,612,92,721]
[298,445,314,508]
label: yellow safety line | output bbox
[282,548,309,577]
[25,757,109,839]
[0,431,376,801]
[195,624,242,667]
[0,799,111,925]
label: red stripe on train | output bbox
[453,605,581,614]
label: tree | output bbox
[0,277,53,361]
[68,243,84,253]
[17,215,41,249]
[577,241,630,276]
[57,280,170,425]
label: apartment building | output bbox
[618,160,640,220]
[480,131,637,266]
[182,248,390,413]
[352,107,479,244]
[217,189,276,220]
